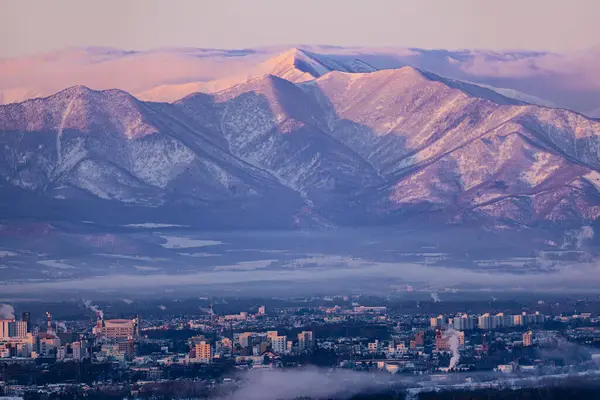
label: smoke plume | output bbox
[576,226,594,249]
[55,321,67,332]
[83,300,103,319]
[444,327,461,369]
[562,226,595,250]
[0,304,15,319]
[430,292,441,302]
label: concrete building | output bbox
[71,341,84,361]
[8,321,28,338]
[118,340,136,361]
[368,340,379,353]
[257,306,266,316]
[56,346,66,361]
[0,343,9,358]
[101,319,135,339]
[523,331,533,347]
[236,332,254,348]
[298,331,314,351]
[194,341,212,363]
[453,314,475,331]
[435,330,451,351]
[430,315,446,329]
[216,337,233,353]
[0,319,14,339]
[353,306,387,314]
[478,313,494,330]
[223,312,248,321]
[270,335,287,355]
[39,334,61,356]
[494,313,512,328]
[513,314,524,326]
[413,331,424,346]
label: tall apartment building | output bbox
[430,315,446,329]
[298,331,314,351]
[71,341,84,361]
[478,313,494,330]
[270,335,287,354]
[195,341,213,363]
[453,314,475,331]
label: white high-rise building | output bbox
[453,314,475,331]
[71,341,84,361]
[494,313,512,328]
[298,331,314,351]
[271,335,287,354]
[0,319,15,339]
[478,313,494,330]
[430,315,446,329]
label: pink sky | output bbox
[1,0,599,58]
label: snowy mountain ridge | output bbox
[1,55,600,229]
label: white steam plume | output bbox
[83,300,103,319]
[430,292,441,302]
[444,327,461,370]
[158,305,167,311]
[0,304,15,319]
[562,226,594,250]
[576,226,594,249]
[55,321,67,332]
[122,299,134,304]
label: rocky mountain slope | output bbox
[0,86,303,227]
[1,52,599,229]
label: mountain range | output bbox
[1,48,599,229]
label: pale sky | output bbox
[1,0,599,58]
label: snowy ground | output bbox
[0,227,597,297]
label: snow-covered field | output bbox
[159,235,223,249]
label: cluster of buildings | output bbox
[187,329,314,365]
[0,313,34,358]
[431,311,546,330]
[0,310,141,364]
[3,296,599,397]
